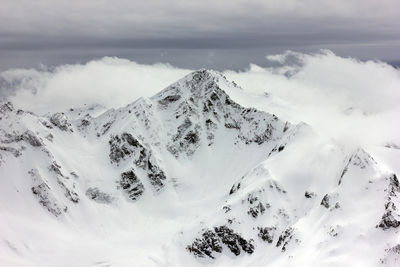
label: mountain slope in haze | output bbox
[0,70,399,267]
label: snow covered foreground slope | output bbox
[0,70,399,266]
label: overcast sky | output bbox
[0,0,399,70]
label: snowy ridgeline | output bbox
[0,69,399,267]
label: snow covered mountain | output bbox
[0,69,399,266]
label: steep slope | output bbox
[0,70,399,267]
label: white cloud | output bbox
[2,50,400,147]
[224,50,400,147]
[3,57,191,113]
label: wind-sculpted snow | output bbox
[0,70,399,267]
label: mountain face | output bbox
[0,70,399,267]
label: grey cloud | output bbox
[0,0,399,72]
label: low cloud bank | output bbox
[1,50,399,147]
[224,50,400,147]
[1,57,191,113]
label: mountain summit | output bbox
[0,70,399,266]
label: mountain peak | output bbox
[151,69,235,107]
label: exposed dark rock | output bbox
[109,133,145,164]
[169,121,201,157]
[339,148,377,185]
[268,180,287,193]
[109,133,167,191]
[59,181,79,203]
[119,170,144,201]
[305,191,316,198]
[223,205,231,213]
[283,122,289,132]
[247,193,258,205]
[214,225,254,256]
[1,130,42,147]
[0,146,22,157]
[22,131,42,147]
[49,161,63,177]
[40,119,53,129]
[387,244,400,254]
[49,161,80,203]
[187,230,222,259]
[229,182,241,195]
[276,227,294,252]
[85,187,113,204]
[258,226,276,243]
[158,95,181,105]
[29,169,66,217]
[224,121,241,130]
[248,202,266,218]
[328,226,339,237]
[50,113,72,131]
[101,121,114,135]
[321,194,330,208]
[147,154,167,191]
[187,225,254,259]
[184,130,199,144]
[31,184,64,216]
[79,119,90,127]
[378,174,400,230]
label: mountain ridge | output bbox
[0,69,399,266]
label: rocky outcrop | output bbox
[0,146,22,157]
[49,161,79,203]
[320,193,340,210]
[305,191,316,198]
[86,187,113,204]
[186,230,222,259]
[152,69,290,158]
[276,227,295,252]
[339,148,377,185]
[246,193,269,218]
[109,133,146,164]
[187,225,254,259]
[110,133,166,192]
[1,130,42,147]
[50,113,73,131]
[378,174,400,230]
[29,169,66,217]
[119,170,145,201]
[258,226,277,243]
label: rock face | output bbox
[276,227,295,252]
[29,169,66,217]
[86,187,113,204]
[109,133,166,192]
[152,69,290,157]
[187,225,254,258]
[119,170,145,201]
[50,113,73,131]
[339,148,377,185]
[186,230,222,259]
[109,133,146,164]
[378,174,400,229]
[258,226,277,243]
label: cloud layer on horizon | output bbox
[1,50,399,148]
